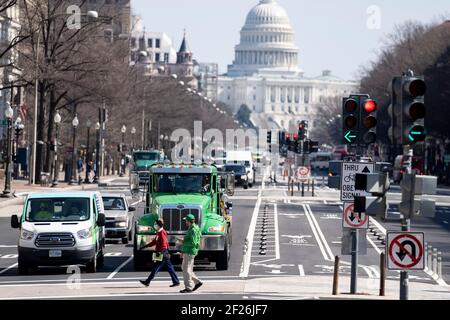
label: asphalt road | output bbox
[0,173,449,300]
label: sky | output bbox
[131,0,449,80]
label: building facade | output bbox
[214,0,359,130]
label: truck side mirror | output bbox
[128,206,136,212]
[11,215,20,229]
[97,213,106,227]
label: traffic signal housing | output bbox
[402,76,426,144]
[360,98,378,145]
[298,121,308,140]
[343,97,359,144]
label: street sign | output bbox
[340,162,375,201]
[342,202,369,229]
[387,232,424,271]
[297,166,310,181]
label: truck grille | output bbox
[161,207,201,232]
[106,217,115,228]
[35,233,76,247]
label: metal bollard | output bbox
[380,253,386,296]
[438,252,442,279]
[307,180,310,192]
[291,180,294,197]
[427,245,433,271]
[312,179,315,197]
[322,176,325,187]
[424,242,428,271]
[432,248,438,275]
[332,255,340,295]
[301,182,305,197]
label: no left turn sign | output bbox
[387,232,425,270]
[297,166,310,180]
[342,202,369,229]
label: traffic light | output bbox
[360,98,377,145]
[298,121,308,140]
[309,141,319,153]
[342,97,359,144]
[267,130,272,143]
[402,76,426,144]
[354,173,390,217]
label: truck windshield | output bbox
[224,165,246,174]
[134,152,159,161]
[102,197,126,211]
[25,198,90,222]
[155,174,211,193]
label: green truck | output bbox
[132,163,234,271]
[130,150,165,185]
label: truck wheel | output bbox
[18,261,30,275]
[122,237,129,245]
[248,182,253,188]
[216,237,230,271]
[243,183,248,190]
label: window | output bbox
[25,198,90,222]
[164,53,169,62]
[130,37,136,47]
[155,53,160,61]
[138,37,145,48]
[156,38,160,48]
[253,105,256,111]
[271,105,275,111]
[148,38,153,47]
[102,197,126,211]
[253,95,256,101]
[227,95,230,100]
[281,105,285,112]
[305,106,309,113]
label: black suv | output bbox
[223,164,251,189]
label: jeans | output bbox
[145,250,179,285]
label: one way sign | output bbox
[387,232,425,271]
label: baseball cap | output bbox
[183,214,195,222]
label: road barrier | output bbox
[438,252,442,279]
[332,255,340,295]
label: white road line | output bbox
[0,263,18,275]
[130,200,141,206]
[368,217,386,235]
[302,204,331,262]
[239,176,264,278]
[323,200,327,205]
[369,266,380,278]
[361,266,375,278]
[306,204,334,261]
[367,235,383,255]
[0,246,16,248]
[106,256,133,280]
[298,264,305,277]
[274,203,280,260]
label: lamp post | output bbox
[164,135,169,152]
[131,126,136,151]
[159,134,164,151]
[93,121,101,183]
[1,103,14,198]
[84,119,92,183]
[69,114,79,185]
[13,116,24,179]
[51,110,61,187]
[120,125,126,177]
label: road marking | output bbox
[0,263,18,275]
[0,254,18,259]
[239,174,264,278]
[368,217,386,235]
[298,264,305,277]
[274,203,280,260]
[106,256,133,279]
[0,246,16,248]
[323,200,327,205]
[367,235,383,255]
[130,200,141,206]
[104,252,123,257]
[305,204,334,261]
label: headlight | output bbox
[208,226,225,233]
[137,225,152,233]
[241,175,248,180]
[20,229,34,240]
[117,222,127,227]
[77,227,93,239]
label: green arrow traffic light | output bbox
[344,131,357,143]
[408,125,426,142]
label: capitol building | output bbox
[214,0,359,131]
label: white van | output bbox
[11,191,106,274]
[310,152,332,170]
[226,150,255,185]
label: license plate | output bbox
[49,250,62,258]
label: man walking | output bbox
[179,214,202,293]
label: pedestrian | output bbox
[179,213,203,293]
[77,158,84,184]
[139,219,180,288]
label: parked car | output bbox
[223,164,251,189]
[102,193,136,244]
[11,191,106,274]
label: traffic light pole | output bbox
[400,147,414,300]
[350,229,359,294]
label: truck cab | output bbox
[131,150,165,185]
[10,191,106,274]
[133,163,234,271]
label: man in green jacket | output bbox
[179,213,203,293]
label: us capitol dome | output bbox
[215,0,359,131]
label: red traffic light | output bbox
[407,79,426,97]
[344,99,358,113]
[293,134,299,140]
[363,99,377,113]
[286,134,290,139]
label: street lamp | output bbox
[93,121,101,183]
[69,114,79,185]
[13,116,25,179]
[84,119,92,183]
[120,125,126,177]
[51,111,61,187]
[1,102,14,198]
